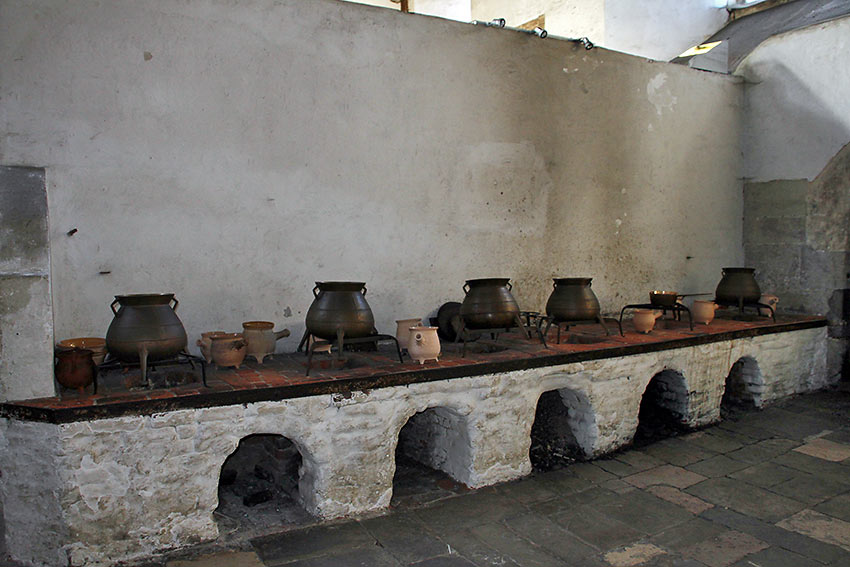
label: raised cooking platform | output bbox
[0,314,827,423]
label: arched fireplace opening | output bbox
[529,388,597,471]
[392,407,471,506]
[634,369,690,447]
[721,356,764,416]
[215,434,312,533]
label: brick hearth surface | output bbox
[0,313,825,423]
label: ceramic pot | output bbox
[546,278,600,322]
[242,321,290,363]
[305,282,375,341]
[57,337,107,365]
[55,347,96,391]
[395,318,423,350]
[716,267,761,303]
[197,331,227,363]
[633,309,662,334]
[759,294,779,316]
[460,278,520,329]
[692,301,719,325]
[407,326,441,364]
[210,333,247,369]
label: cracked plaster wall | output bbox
[0,0,742,386]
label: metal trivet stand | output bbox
[533,313,610,344]
[454,313,539,357]
[715,298,776,322]
[618,303,693,336]
[96,351,207,393]
[297,329,403,376]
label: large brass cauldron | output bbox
[546,278,601,321]
[305,281,376,340]
[105,293,188,365]
[460,278,521,329]
[715,267,761,303]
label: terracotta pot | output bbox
[395,318,423,350]
[633,309,662,334]
[759,294,779,316]
[692,301,719,325]
[407,326,441,364]
[210,333,247,369]
[55,347,96,391]
[242,321,290,363]
[197,331,227,363]
[57,337,107,365]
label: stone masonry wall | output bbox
[0,327,828,566]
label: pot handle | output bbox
[463,283,470,295]
[506,281,513,291]
[110,299,121,316]
[170,297,179,311]
[361,284,368,296]
[312,285,321,298]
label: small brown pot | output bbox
[633,309,662,334]
[57,337,107,365]
[55,347,96,391]
[197,331,228,364]
[209,333,247,369]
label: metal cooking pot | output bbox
[105,293,188,365]
[650,290,680,308]
[546,278,600,321]
[305,281,376,341]
[460,278,521,329]
[715,267,761,303]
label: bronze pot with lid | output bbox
[459,278,521,329]
[715,267,761,303]
[105,293,188,369]
[305,281,376,341]
[546,278,601,322]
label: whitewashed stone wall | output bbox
[0,327,827,566]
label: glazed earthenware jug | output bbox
[460,278,521,329]
[242,321,290,363]
[305,282,375,341]
[716,268,761,304]
[546,278,601,321]
[407,326,441,364]
[55,347,96,391]
[395,318,423,350]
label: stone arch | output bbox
[215,432,317,530]
[722,356,765,410]
[393,405,473,484]
[634,368,690,445]
[529,387,598,470]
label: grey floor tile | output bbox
[614,449,667,472]
[771,451,850,485]
[409,557,478,567]
[595,457,642,477]
[700,506,850,565]
[281,547,402,567]
[747,408,837,441]
[528,486,616,517]
[552,505,643,551]
[728,545,823,567]
[593,489,695,535]
[359,511,448,564]
[639,438,718,467]
[425,526,520,567]
[681,431,745,454]
[685,455,750,478]
[650,517,729,551]
[493,476,558,505]
[467,522,568,566]
[814,493,850,523]
[502,511,605,565]
[525,467,595,497]
[686,477,807,523]
[413,490,521,532]
[727,462,803,488]
[252,522,376,564]
[570,461,619,483]
[769,474,850,506]
[725,438,799,464]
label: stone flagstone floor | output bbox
[5,385,850,567]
